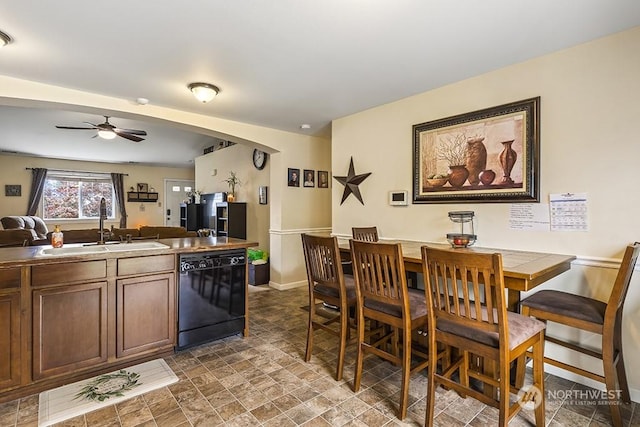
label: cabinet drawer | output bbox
[32,260,107,287]
[117,254,175,276]
[0,267,21,291]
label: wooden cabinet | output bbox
[32,281,108,380]
[215,202,247,239]
[116,254,176,359]
[116,273,175,358]
[0,292,21,390]
[0,268,22,392]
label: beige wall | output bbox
[0,77,331,288]
[0,154,194,230]
[332,27,640,398]
[195,143,270,252]
[195,139,333,288]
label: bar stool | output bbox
[352,226,418,288]
[350,239,428,420]
[351,226,379,242]
[421,246,546,427]
[518,242,640,427]
[301,233,357,381]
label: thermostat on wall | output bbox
[389,190,408,206]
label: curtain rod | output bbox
[25,167,128,176]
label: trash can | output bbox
[249,261,269,285]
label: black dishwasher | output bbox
[177,250,246,350]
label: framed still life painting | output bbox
[412,97,540,203]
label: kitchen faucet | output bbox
[98,197,107,244]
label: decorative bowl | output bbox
[426,177,449,188]
[446,233,476,248]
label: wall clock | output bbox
[253,149,267,170]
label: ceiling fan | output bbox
[56,116,147,142]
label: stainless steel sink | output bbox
[39,245,110,256]
[105,241,169,251]
[37,241,169,256]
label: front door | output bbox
[164,179,195,227]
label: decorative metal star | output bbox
[333,157,372,205]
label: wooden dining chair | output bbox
[350,239,429,420]
[518,242,640,427]
[421,246,546,427]
[352,226,418,288]
[301,233,357,381]
[352,226,379,242]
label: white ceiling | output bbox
[1,1,639,167]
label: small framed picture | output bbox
[303,169,315,187]
[137,183,149,192]
[318,171,329,188]
[288,168,300,187]
[5,185,21,196]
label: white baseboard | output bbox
[267,279,306,291]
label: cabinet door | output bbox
[0,292,21,390]
[33,282,108,380]
[116,273,175,358]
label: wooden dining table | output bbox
[338,239,576,312]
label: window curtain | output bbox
[26,168,47,216]
[111,173,127,228]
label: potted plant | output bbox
[186,189,202,203]
[224,171,241,202]
[437,133,469,187]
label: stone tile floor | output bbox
[0,286,637,426]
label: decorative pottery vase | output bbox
[448,165,469,188]
[227,193,235,202]
[465,137,487,185]
[499,140,517,184]
[479,169,496,186]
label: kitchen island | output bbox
[0,236,258,402]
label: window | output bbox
[43,171,115,220]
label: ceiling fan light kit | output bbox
[97,129,117,140]
[56,116,147,142]
[0,30,12,47]
[188,82,219,103]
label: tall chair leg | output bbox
[498,356,509,427]
[533,333,546,427]
[336,311,348,380]
[398,329,411,420]
[603,341,624,427]
[353,312,365,392]
[425,342,437,427]
[305,311,314,362]
[614,318,630,402]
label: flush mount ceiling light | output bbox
[0,30,12,47]
[188,82,220,103]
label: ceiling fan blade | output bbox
[114,128,147,136]
[56,126,98,130]
[114,130,144,142]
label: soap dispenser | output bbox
[51,225,64,248]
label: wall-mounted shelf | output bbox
[127,191,158,202]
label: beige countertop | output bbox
[0,237,259,267]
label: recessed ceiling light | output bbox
[0,30,12,47]
[300,124,311,130]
